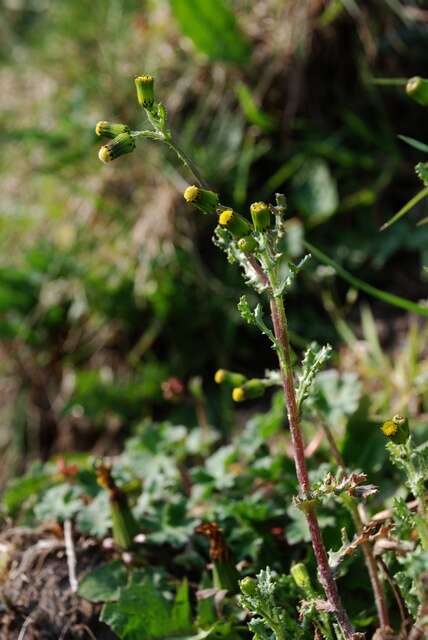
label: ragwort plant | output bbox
[95,73,372,640]
[94,75,427,640]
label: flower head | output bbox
[183,185,219,214]
[95,121,130,138]
[250,201,271,231]
[98,132,135,163]
[218,209,251,238]
[135,74,155,109]
[381,414,409,445]
[232,387,245,402]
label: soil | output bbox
[0,525,117,640]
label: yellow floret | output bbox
[214,369,225,384]
[250,202,268,215]
[232,387,245,402]
[219,209,234,226]
[381,420,398,437]
[95,121,107,136]
[184,185,200,203]
[98,146,111,163]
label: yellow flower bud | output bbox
[214,369,247,387]
[237,236,258,253]
[214,369,226,384]
[250,201,271,231]
[406,76,428,107]
[184,185,200,203]
[291,563,312,593]
[381,414,409,445]
[232,387,245,402]
[218,209,251,238]
[135,74,155,109]
[232,379,265,402]
[184,185,219,215]
[98,132,136,163]
[381,421,397,438]
[95,121,130,138]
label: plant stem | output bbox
[165,140,209,189]
[269,292,361,640]
[351,507,390,629]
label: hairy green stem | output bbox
[268,290,360,640]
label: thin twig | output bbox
[321,419,390,628]
[377,558,410,629]
[17,615,33,640]
[64,519,78,593]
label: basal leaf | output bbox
[78,561,128,603]
[100,579,178,639]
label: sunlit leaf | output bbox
[170,0,250,63]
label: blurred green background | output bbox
[1,0,427,484]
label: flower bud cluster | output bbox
[215,369,271,403]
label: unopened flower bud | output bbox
[98,132,136,163]
[240,576,257,597]
[232,387,245,402]
[406,77,428,106]
[95,121,130,139]
[135,74,155,109]
[381,414,409,445]
[250,201,271,231]
[291,563,313,594]
[184,185,219,215]
[237,236,258,253]
[218,209,251,238]
[232,379,265,402]
[214,369,247,387]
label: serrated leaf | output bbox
[76,491,111,537]
[416,162,428,186]
[100,578,193,640]
[170,0,251,64]
[78,561,128,603]
[312,370,361,427]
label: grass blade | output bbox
[398,135,428,154]
[304,241,428,317]
[380,186,428,230]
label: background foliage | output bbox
[0,0,427,485]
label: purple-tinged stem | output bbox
[269,293,363,640]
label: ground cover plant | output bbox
[1,67,428,640]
